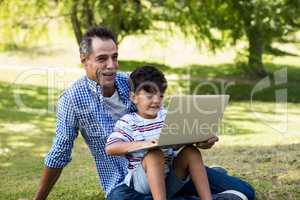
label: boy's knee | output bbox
[143,149,164,163]
[146,148,164,157]
[142,149,165,172]
[181,145,201,157]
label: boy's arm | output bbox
[106,117,157,155]
[106,140,157,155]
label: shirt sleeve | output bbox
[106,118,134,146]
[44,92,79,168]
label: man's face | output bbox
[132,89,164,119]
[82,38,118,88]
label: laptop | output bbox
[128,95,230,153]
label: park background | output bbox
[0,0,299,199]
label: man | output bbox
[34,26,255,200]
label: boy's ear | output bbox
[130,92,137,104]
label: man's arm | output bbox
[33,92,79,199]
[34,167,63,200]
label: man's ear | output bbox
[80,54,87,68]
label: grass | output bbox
[0,82,103,199]
[0,80,300,200]
[2,60,300,103]
[1,25,299,199]
[1,32,300,199]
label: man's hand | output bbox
[195,136,219,149]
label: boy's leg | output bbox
[173,145,212,200]
[108,149,166,200]
[142,149,166,200]
[175,166,256,200]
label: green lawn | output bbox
[0,80,300,200]
[1,26,300,200]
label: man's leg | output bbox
[107,183,152,200]
[175,166,255,200]
[108,183,199,200]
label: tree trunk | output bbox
[110,1,122,42]
[247,29,268,77]
[70,1,82,45]
[83,0,94,28]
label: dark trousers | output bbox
[107,166,255,200]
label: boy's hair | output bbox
[129,65,167,94]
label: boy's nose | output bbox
[152,94,160,103]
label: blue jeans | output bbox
[107,166,256,200]
[127,162,190,197]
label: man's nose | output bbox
[106,57,117,69]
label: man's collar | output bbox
[85,74,126,97]
[85,76,99,94]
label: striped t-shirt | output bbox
[106,108,176,173]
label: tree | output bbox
[164,0,300,77]
[0,0,155,49]
[66,0,154,44]
[0,0,55,49]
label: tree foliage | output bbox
[65,0,154,44]
[1,0,300,78]
[0,0,155,49]
[164,0,300,77]
[0,0,57,49]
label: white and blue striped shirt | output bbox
[44,72,136,195]
[107,109,176,174]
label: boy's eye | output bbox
[144,93,164,99]
[145,95,153,99]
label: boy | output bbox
[106,65,212,200]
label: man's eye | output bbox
[97,57,106,62]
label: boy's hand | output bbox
[143,139,158,147]
[195,136,219,149]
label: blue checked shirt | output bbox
[44,72,136,195]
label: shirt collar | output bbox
[85,74,128,98]
[85,76,99,94]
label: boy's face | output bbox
[132,89,164,119]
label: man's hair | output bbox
[79,26,117,57]
[129,65,167,94]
